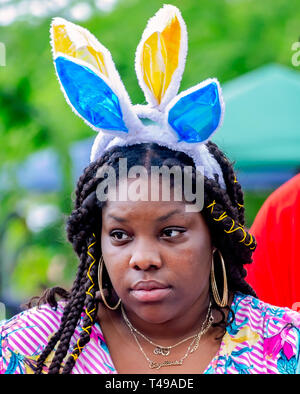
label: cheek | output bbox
[176,239,212,285]
[100,234,124,284]
[182,230,212,263]
[183,254,211,284]
[100,232,111,260]
[100,256,127,298]
[101,230,121,263]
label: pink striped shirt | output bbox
[1,292,300,374]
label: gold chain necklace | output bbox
[121,302,212,356]
[121,303,214,369]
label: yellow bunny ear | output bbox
[50,18,144,139]
[51,17,110,78]
[51,17,133,99]
[135,5,187,110]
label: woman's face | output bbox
[101,177,213,324]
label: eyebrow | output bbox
[156,209,183,222]
[107,214,127,223]
[107,209,183,223]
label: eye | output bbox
[161,228,186,238]
[110,230,131,241]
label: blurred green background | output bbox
[0,0,300,317]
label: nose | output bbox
[129,240,163,271]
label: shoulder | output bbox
[232,292,300,328]
[229,292,300,373]
[0,302,65,374]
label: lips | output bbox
[131,280,169,291]
[130,280,171,302]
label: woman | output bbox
[1,5,300,374]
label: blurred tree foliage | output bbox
[0,0,300,312]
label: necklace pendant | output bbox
[153,346,170,356]
[149,360,182,369]
[149,361,161,369]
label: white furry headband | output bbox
[50,4,226,188]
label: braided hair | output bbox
[33,141,256,374]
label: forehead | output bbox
[102,174,191,203]
[102,199,188,222]
[100,173,205,223]
[102,175,189,218]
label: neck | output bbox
[118,292,212,344]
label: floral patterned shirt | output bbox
[1,292,300,374]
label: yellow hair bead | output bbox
[71,353,79,361]
[206,200,216,214]
[86,235,96,298]
[224,218,247,243]
[224,218,236,233]
[214,211,228,222]
[244,233,253,247]
[82,325,92,335]
[86,307,96,322]
[206,200,254,250]
[238,229,247,243]
[75,338,84,354]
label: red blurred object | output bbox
[246,174,300,310]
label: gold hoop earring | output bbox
[98,256,121,310]
[210,249,228,307]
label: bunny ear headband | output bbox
[50,4,226,188]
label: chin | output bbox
[134,304,176,324]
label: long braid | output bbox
[36,157,109,373]
[46,196,102,373]
[34,244,93,374]
[47,264,90,373]
[35,204,100,373]
[34,282,79,373]
[62,236,99,373]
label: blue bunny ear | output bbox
[166,78,224,143]
[54,55,129,135]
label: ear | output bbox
[166,78,225,143]
[51,18,142,137]
[51,18,110,78]
[135,5,188,111]
[54,55,129,136]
